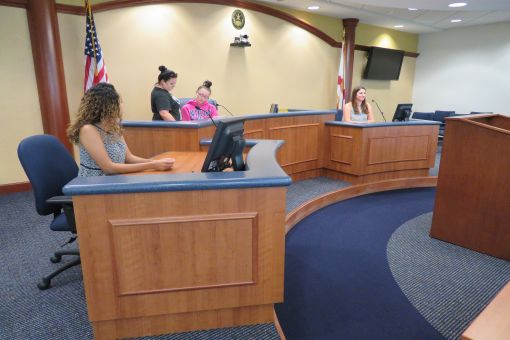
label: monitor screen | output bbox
[201,118,246,172]
[392,103,413,122]
[363,47,405,80]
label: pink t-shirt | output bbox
[181,99,218,121]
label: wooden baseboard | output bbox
[0,182,31,194]
[92,304,274,340]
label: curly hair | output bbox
[67,83,122,143]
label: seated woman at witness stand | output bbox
[151,65,181,121]
[181,80,218,121]
[68,83,175,177]
[342,86,375,123]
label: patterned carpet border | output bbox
[387,212,510,339]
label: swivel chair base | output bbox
[38,250,81,290]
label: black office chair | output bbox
[17,134,81,290]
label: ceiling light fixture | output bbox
[451,19,462,22]
[307,6,320,10]
[448,3,467,8]
[408,8,418,11]
[394,25,404,28]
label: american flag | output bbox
[84,0,108,91]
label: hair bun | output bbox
[203,80,212,88]
[158,65,167,72]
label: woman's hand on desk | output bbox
[152,158,175,171]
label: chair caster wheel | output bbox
[37,278,51,290]
[50,255,62,263]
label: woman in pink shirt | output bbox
[181,80,219,121]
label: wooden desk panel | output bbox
[123,114,334,181]
[326,124,438,184]
[123,126,215,158]
[74,186,286,339]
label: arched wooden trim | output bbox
[54,0,342,48]
[285,176,437,234]
[1,0,420,56]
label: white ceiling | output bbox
[256,0,510,33]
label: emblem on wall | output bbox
[232,9,245,30]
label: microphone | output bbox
[195,105,217,127]
[371,99,387,122]
[217,103,234,116]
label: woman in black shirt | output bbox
[151,65,181,121]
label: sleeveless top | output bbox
[349,107,368,123]
[78,125,126,177]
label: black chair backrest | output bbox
[412,112,434,121]
[18,135,78,216]
[434,110,455,123]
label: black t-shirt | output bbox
[151,87,181,121]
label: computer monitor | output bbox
[201,117,246,172]
[392,103,413,122]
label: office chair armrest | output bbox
[48,196,77,231]
[46,195,73,206]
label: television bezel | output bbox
[363,46,405,81]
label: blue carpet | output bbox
[275,188,444,340]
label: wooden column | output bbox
[342,18,359,103]
[26,0,72,153]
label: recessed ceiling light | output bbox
[448,2,467,8]
[394,25,404,28]
[307,6,320,10]
[408,8,418,11]
[451,19,462,23]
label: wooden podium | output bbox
[430,114,510,260]
[63,142,289,339]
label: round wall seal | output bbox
[232,9,245,30]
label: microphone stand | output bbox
[217,103,234,116]
[372,99,387,122]
[195,105,217,127]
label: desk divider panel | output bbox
[73,187,286,337]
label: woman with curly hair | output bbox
[68,83,175,176]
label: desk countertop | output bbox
[63,140,291,196]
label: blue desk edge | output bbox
[325,120,441,128]
[122,110,337,128]
[63,140,291,196]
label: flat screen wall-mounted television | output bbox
[363,47,405,81]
